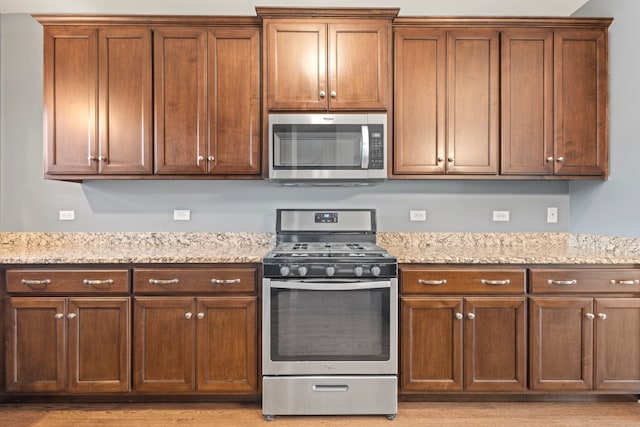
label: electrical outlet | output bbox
[492,210,510,222]
[409,210,427,222]
[547,207,558,223]
[173,209,191,221]
[58,210,75,221]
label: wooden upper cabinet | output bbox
[262,12,393,111]
[393,28,499,175]
[554,28,608,176]
[501,29,554,175]
[43,26,152,176]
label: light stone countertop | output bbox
[1,232,640,265]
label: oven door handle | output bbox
[270,280,390,291]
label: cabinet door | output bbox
[393,29,446,174]
[554,29,608,176]
[265,21,327,110]
[154,28,207,174]
[501,29,554,175]
[464,297,527,391]
[594,298,640,391]
[196,297,258,393]
[67,298,130,393]
[446,30,499,174]
[98,28,152,174]
[133,297,195,392]
[329,20,389,110]
[43,27,98,175]
[529,297,593,390]
[208,28,261,175]
[6,297,66,392]
[400,297,463,391]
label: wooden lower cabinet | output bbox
[530,297,640,392]
[6,297,130,393]
[133,296,257,394]
[400,296,527,392]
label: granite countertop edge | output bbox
[1,231,640,265]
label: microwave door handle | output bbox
[270,281,390,291]
[361,125,369,169]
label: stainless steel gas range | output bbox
[262,209,398,421]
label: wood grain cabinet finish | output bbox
[154,27,260,175]
[530,268,640,392]
[394,28,499,176]
[6,269,130,294]
[502,27,608,177]
[263,17,392,111]
[400,267,527,393]
[43,26,152,176]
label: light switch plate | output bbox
[173,210,191,221]
[492,210,510,222]
[59,210,75,221]
[409,210,427,221]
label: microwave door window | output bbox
[273,124,363,169]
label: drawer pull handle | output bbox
[211,278,241,285]
[149,278,179,285]
[610,279,640,285]
[21,279,51,286]
[312,384,349,393]
[548,279,577,286]
[481,279,511,285]
[418,279,447,286]
[83,279,114,286]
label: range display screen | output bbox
[315,212,338,223]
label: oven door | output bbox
[262,278,397,376]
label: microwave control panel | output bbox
[368,125,384,169]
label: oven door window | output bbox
[273,124,364,169]
[270,286,390,361]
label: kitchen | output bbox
[1,0,640,425]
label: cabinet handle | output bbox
[54,313,64,320]
[67,313,77,319]
[467,313,476,320]
[83,279,114,286]
[98,156,107,162]
[547,279,577,286]
[197,312,205,320]
[319,91,326,98]
[481,279,511,286]
[21,279,51,286]
[546,156,554,163]
[149,278,179,285]
[197,155,204,165]
[184,312,193,320]
[208,156,214,162]
[437,157,444,162]
[610,279,640,285]
[585,313,595,320]
[447,157,454,162]
[88,155,97,162]
[330,91,337,98]
[455,312,463,320]
[418,279,447,286]
[556,156,565,163]
[598,313,607,320]
[211,278,241,285]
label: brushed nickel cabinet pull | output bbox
[556,156,565,163]
[211,278,241,285]
[83,279,114,285]
[197,312,205,320]
[184,312,193,320]
[67,313,77,319]
[149,278,179,285]
[21,279,51,286]
[610,279,640,285]
[467,313,476,320]
[546,156,554,162]
[598,313,607,320]
[455,312,463,320]
[54,313,65,320]
[418,279,447,286]
[585,313,595,320]
[481,279,511,285]
[547,279,577,286]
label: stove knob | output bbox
[325,266,336,277]
[298,265,308,277]
[371,265,381,277]
[279,265,291,277]
[353,266,364,277]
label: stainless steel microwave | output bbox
[268,113,387,184]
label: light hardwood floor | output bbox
[1,401,640,426]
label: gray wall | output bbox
[570,0,640,237]
[1,12,574,233]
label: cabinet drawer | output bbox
[6,269,130,293]
[133,267,257,294]
[530,268,640,293]
[400,267,525,294]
